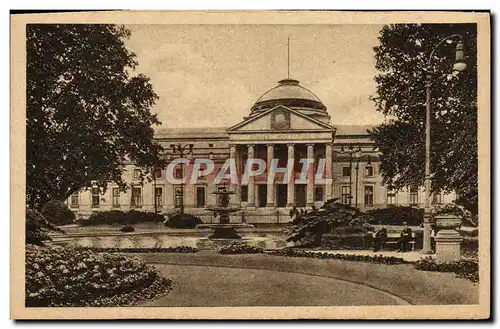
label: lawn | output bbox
[142,264,408,306]
[135,251,479,305]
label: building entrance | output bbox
[295,184,306,207]
[258,185,267,208]
[276,184,287,207]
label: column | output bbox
[229,144,239,206]
[246,144,256,208]
[325,142,333,201]
[287,143,295,207]
[266,144,275,208]
[306,143,314,207]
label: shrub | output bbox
[78,246,199,253]
[413,256,479,283]
[432,203,477,227]
[216,244,264,254]
[321,233,373,250]
[79,210,164,226]
[26,208,65,245]
[25,245,174,307]
[286,198,374,247]
[269,248,407,265]
[165,213,203,229]
[119,225,135,233]
[41,200,76,226]
[365,206,423,226]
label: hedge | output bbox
[78,210,164,226]
[320,233,373,250]
[164,213,203,229]
[41,200,76,226]
[365,206,424,226]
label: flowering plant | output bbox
[216,244,264,254]
[413,256,478,283]
[269,248,407,265]
[26,245,173,307]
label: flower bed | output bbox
[413,256,479,283]
[269,248,408,265]
[216,244,264,254]
[77,246,199,253]
[77,210,164,226]
[26,245,174,307]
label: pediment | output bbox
[227,105,333,133]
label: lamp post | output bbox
[354,154,372,208]
[334,144,361,206]
[171,143,194,214]
[422,35,466,254]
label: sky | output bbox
[125,24,387,129]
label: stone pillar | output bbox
[246,144,256,208]
[325,142,333,201]
[306,143,314,207]
[435,230,462,262]
[266,144,275,208]
[287,143,295,207]
[229,144,239,205]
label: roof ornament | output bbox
[287,36,290,79]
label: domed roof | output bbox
[256,79,322,103]
[250,79,327,115]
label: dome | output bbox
[250,79,327,116]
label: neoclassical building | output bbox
[68,78,455,222]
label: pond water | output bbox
[53,232,291,250]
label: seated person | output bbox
[397,222,412,252]
[372,227,388,252]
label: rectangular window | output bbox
[174,167,183,179]
[112,188,120,207]
[410,186,419,205]
[341,166,351,178]
[341,186,351,204]
[131,187,142,207]
[154,168,162,179]
[133,169,141,179]
[91,188,100,207]
[364,186,374,206]
[240,185,248,202]
[364,165,374,177]
[314,186,324,202]
[387,188,397,205]
[155,187,163,206]
[70,193,79,208]
[433,193,443,204]
[174,187,183,208]
[196,186,206,208]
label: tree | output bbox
[370,24,478,214]
[27,24,164,209]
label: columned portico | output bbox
[246,144,256,208]
[306,143,315,207]
[229,144,239,205]
[266,144,275,208]
[287,143,295,207]
[325,142,333,200]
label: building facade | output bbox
[68,78,455,222]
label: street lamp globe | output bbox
[453,41,467,72]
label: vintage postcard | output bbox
[11,11,490,319]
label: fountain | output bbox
[196,185,254,239]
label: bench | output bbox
[381,232,416,251]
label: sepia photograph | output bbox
[10,10,490,319]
